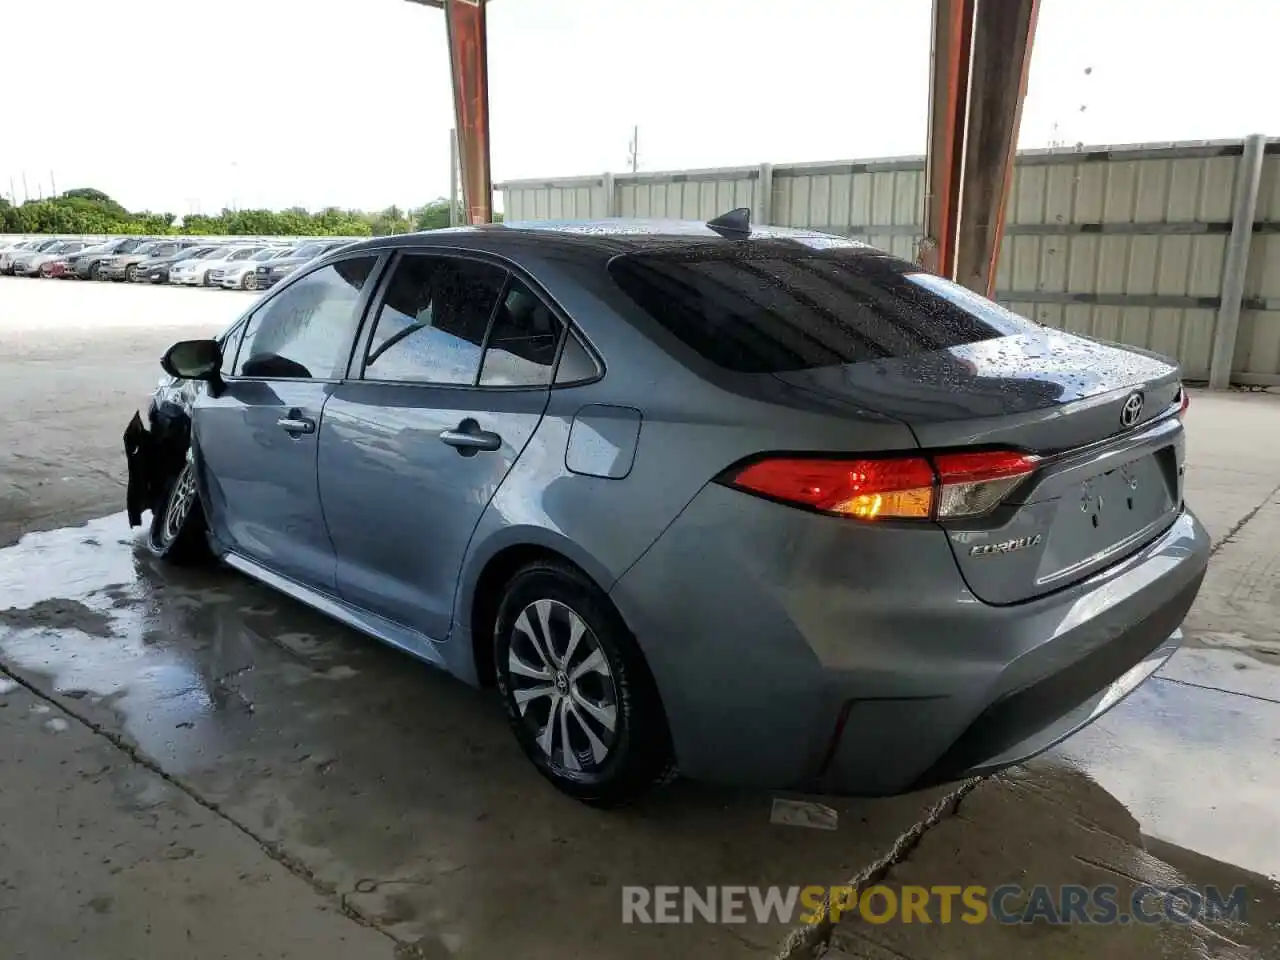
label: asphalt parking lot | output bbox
[1,278,1278,959]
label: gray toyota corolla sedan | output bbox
[123,214,1209,806]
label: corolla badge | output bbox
[970,534,1043,557]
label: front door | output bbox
[319,255,561,641]
[194,255,381,593]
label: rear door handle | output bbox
[439,418,502,454]
[277,412,316,435]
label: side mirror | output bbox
[162,339,223,383]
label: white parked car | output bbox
[1,238,60,274]
[12,240,90,277]
[168,245,265,287]
[214,246,296,291]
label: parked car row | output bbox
[0,236,355,290]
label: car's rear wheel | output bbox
[493,560,674,806]
[147,459,211,564]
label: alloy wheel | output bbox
[243,273,258,291]
[507,598,619,773]
[162,463,197,545]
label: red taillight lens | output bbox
[726,450,1039,521]
[1178,387,1190,418]
[728,457,935,519]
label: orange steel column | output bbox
[444,0,492,224]
[922,0,974,281]
[924,0,1039,296]
[405,0,493,223]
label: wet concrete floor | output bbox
[2,282,1280,958]
[0,514,955,957]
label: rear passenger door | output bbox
[318,252,564,642]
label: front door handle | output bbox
[277,411,316,435]
[439,418,502,454]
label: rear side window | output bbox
[478,280,563,387]
[607,247,1035,373]
[363,255,508,385]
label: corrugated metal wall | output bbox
[499,138,1280,385]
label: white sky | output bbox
[4,0,1275,215]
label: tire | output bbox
[493,560,674,806]
[126,265,138,282]
[201,270,211,287]
[146,459,211,564]
[242,272,258,291]
[87,262,100,281]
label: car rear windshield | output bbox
[607,244,1036,373]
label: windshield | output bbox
[132,242,162,256]
[290,243,324,260]
[177,246,214,260]
[228,247,262,261]
[250,248,281,261]
[608,243,1036,373]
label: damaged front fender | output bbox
[123,382,197,527]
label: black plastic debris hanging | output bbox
[706,207,752,240]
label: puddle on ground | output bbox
[1056,659,1280,881]
[0,513,326,773]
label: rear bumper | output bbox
[609,484,1209,796]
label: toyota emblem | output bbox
[1120,392,1144,428]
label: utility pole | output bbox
[627,125,639,173]
[8,176,14,205]
[21,172,29,204]
[49,170,57,198]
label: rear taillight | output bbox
[725,450,1040,521]
[728,457,935,519]
[932,450,1041,518]
[1178,386,1190,418]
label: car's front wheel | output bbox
[146,459,211,564]
[494,560,674,806]
[242,272,258,291]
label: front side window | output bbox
[477,279,563,387]
[220,321,246,376]
[362,255,507,385]
[235,257,377,379]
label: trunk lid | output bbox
[775,329,1186,604]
